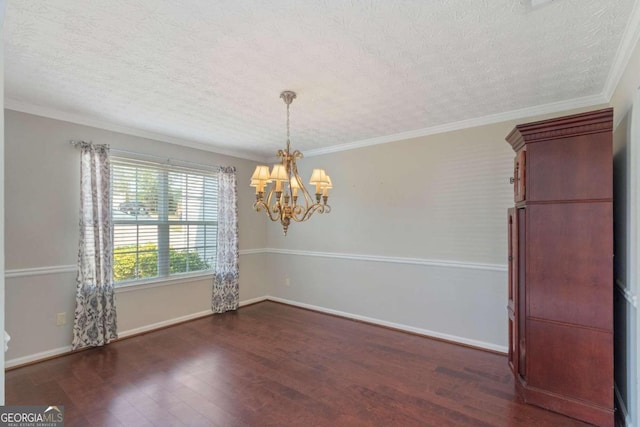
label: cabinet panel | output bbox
[517,208,526,379]
[527,203,613,331]
[508,316,516,375]
[507,208,518,375]
[527,319,613,407]
[527,134,612,202]
[507,209,516,306]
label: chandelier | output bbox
[251,91,332,235]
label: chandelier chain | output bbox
[286,101,291,152]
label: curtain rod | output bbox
[69,140,221,171]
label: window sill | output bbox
[114,271,214,294]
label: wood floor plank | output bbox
[6,302,590,426]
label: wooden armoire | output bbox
[506,108,614,427]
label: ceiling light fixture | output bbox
[251,91,332,235]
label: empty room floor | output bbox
[5,302,589,426]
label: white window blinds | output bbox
[111,157,218,284]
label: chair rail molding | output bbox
[5,249,508,279]
[265,248,507,272]
[5,265,76,278]
[4,249,270,279]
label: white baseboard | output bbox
[615,383,633,427]
[117,309,215,339]
[239,296,269,306]
[108,295,269,339]
[5,345,73,369]
[6,295,504,369]
[266,296,508,354]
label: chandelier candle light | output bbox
[251,91,332,235]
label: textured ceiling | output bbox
[4,0,638,159]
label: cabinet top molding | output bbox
[506,108,613,151]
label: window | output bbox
[111,158,217,284]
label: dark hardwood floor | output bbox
[6,302,590,426]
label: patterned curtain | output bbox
[212,166,239,313]
[72,142,117,349]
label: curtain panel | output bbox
[72,142,118,349]
[212,166,239,313]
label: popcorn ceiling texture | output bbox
[4,0,635,157]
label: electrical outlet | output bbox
[285,277,290,287]
[56,312,66,326]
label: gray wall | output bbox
[611,35,640,427]
[267,123,515,350]
[4,110,267,364]
[265,106,606,353]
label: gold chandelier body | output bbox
[251,91,332,235]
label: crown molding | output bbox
[4,98,267,163]
[602,0,640,101]
[303,93,607,157]
[5,89,611,162]
[507,108,613,148]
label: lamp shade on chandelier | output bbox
[251,91,332,235]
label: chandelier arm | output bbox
[290,190,313,221]
[291,203,329,223]
[266,185,280,210]
[253,200,263,211]
[288,156,315,214]
[270,202,283,221]
[265,185,274,208]
[285,162,295,208]
[291,204,304,218]
[270,206,283,222]
[264,188,284,222]
[254,199,281,222]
